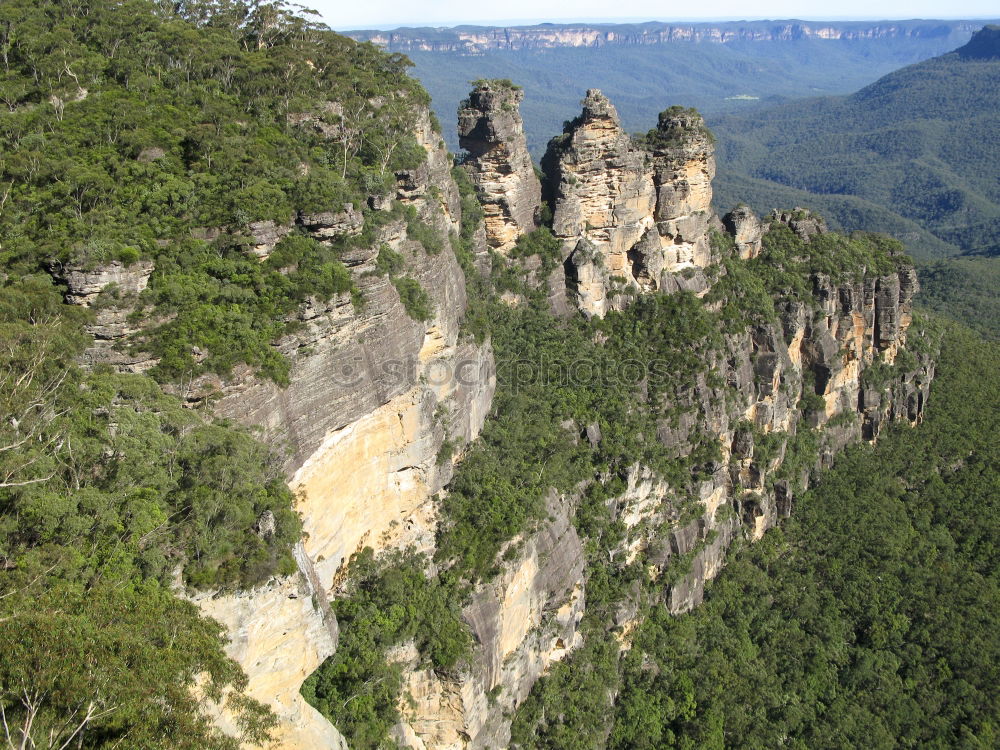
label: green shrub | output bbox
[393,277,434,321]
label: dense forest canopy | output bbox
[511,323,1000,750]
[711,45,1000,260]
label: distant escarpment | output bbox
[347,19,987,54]
[956,23,1000,59]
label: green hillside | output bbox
[0,1,431,746]
[513,319,1000,750]
[712,26,1000,259]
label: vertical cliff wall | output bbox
[166,108,495,748]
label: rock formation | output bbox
[607,241,931,621]
[543,91,716,317]
[393,492,585,748]
[458,82,541,253]
[203,92,930,750]
[722,204,764,258]
[176,106,494,748]
[56,258,157,372]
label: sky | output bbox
[315,1,1000,30]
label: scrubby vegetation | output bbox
[632,105,715,150]
[301,550,470,748]
[0,0,430,385]
[0,1,442,747]
[0,274,296,747]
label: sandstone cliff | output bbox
[348,20,983,54]
[58,105,497,748]
[392,491,585,749]
[201,107,496,747]
[204,93,931,750]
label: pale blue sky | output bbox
[315,1,1000,30]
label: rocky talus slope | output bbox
[60,85,935,749]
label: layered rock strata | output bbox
[200,108,496,748]
[605,229,932,624]
[382,207,932,749]
[55,259,157,372]
[458,82,541,254]
[541,90,716,317]
[392,492,585,749]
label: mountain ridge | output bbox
[346,19,991,53]
[712,25,1000,259]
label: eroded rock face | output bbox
[603,220,933,625]
[543,91,717,317]
[771,207,828,241]
[56,259,158,373]
[723,204,764,259]
[459,83,541,253]
[393,492,586,749]
[190,558,347,750]
[648,107,716,269]
[187,107,496,749]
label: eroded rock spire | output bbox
[542,90,717,317]
[458,80,541,253]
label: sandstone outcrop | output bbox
[191,556,347,750]
[393,492,585,749]
[189,106,496,748]
[599,218,932,623]
[56,258,158,372]
[542,91,716,317]
[722,204,764,258]
[458,82,541,253]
